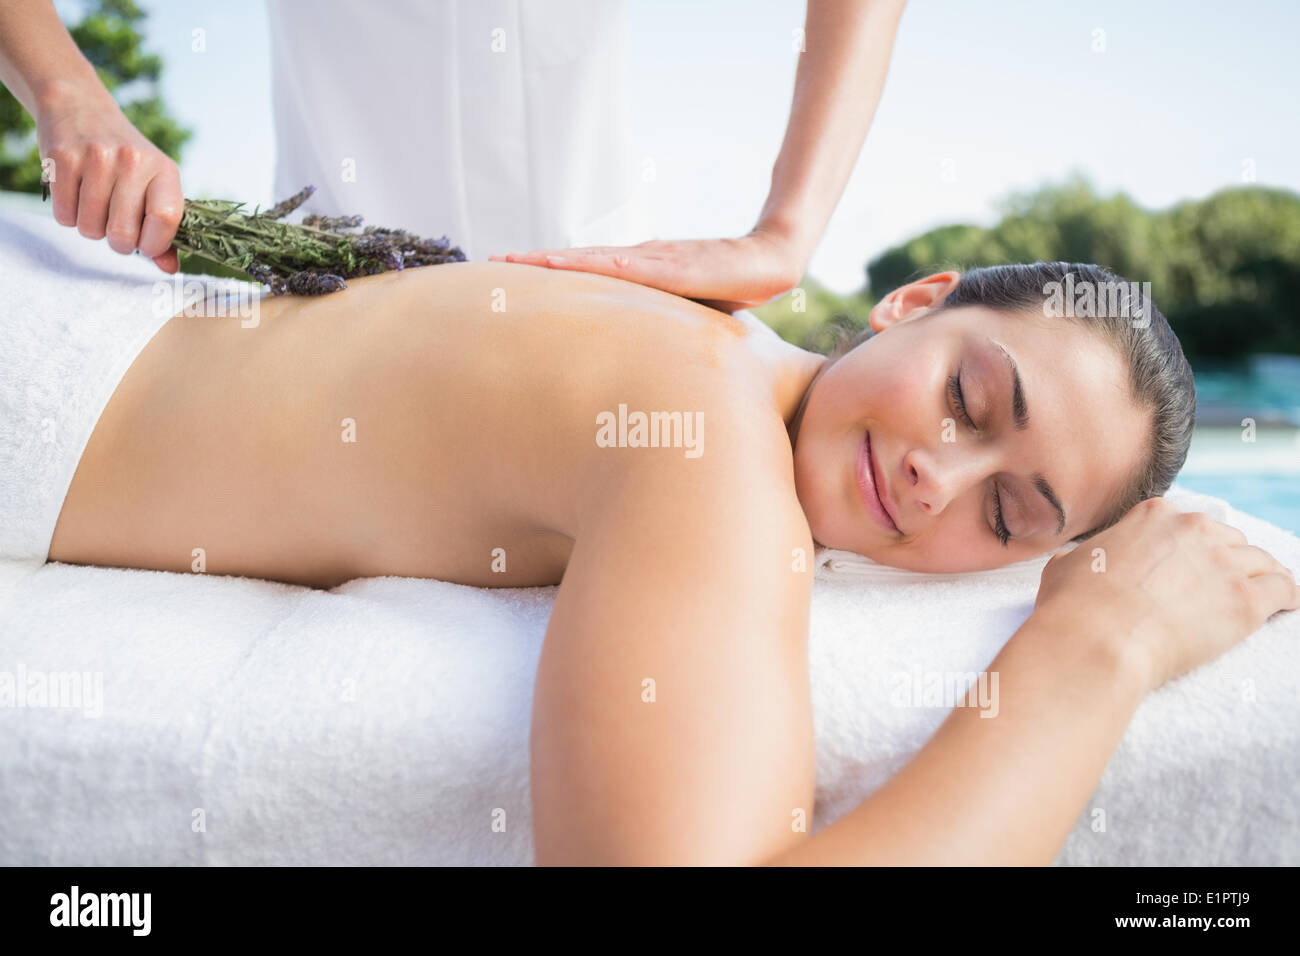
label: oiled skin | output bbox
[49,261,796,589]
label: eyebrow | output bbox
[988,338,1067,536]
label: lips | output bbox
[858,431,900,533]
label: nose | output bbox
[901,443,996,517]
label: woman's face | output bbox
[792,272,1151,572]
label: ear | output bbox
[868,271,962,333]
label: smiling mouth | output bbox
[857,431,900,533]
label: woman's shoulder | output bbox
[587,342,809,537]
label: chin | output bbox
[797,489,869,555]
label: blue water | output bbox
[1174,473,1300,535]
[1193,355,1300,426]
[1178,356,1300,534]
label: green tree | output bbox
[761,175,1300,359]
[755,274,875,355]
[0,0,191,192]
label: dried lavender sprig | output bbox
[303,213,364,231]
[259,184,317,221]
[170,185,467,295]
[287,270,349,295]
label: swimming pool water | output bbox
[1176,425,1300,535]
[1174,473,1300,535]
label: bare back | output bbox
[48,261,796,589]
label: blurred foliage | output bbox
[0,0,191,192]
[754,274,876,355]
[755,175,1300,360]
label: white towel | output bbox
[1,483,1296,865]
[0,200,256,564]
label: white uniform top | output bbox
[265,0,649,260]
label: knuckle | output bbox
[106,225,137,249]
[46,145,74,170]
[1217,524,1244,546]
[115,145,144,169]
[85,143,114,168]
[1136,496,1168,518]
[147,204,182,227]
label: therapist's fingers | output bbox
[527,252,651,277]
[74,148,116,240]
[137,169,184,270]
[104,167,151,255]
[491,249,691,295]
[490,246,636,263]
[487,234,799,313]
[151,246,180,274]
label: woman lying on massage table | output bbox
[48,258,1300,865]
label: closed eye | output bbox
[946,372,976,430]
[991,486,1011,547]
[948,370,1012,547]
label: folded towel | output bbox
[1,483,1296,865]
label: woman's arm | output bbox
[530,396,818,866]
[0,0,182,270]
[763,496,1299,866]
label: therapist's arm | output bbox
[494,0,908,315]
[0,0,183,271]
[753,0,908,280]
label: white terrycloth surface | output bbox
[0,207,166,563]
[1,485,1297,865]
[0,202,256,564]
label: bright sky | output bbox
[66,0,1300,294]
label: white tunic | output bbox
[265,0,649,260]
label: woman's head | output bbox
[790,262,1195,572]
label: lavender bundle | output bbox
[167,185,466,295]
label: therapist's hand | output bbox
[37,81,183,274]
[488,226,804,314]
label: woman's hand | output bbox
[36,81,183,273]
[488,227,804,314]
[1033,496,1300,693]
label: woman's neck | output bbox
[730,311,828,445]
